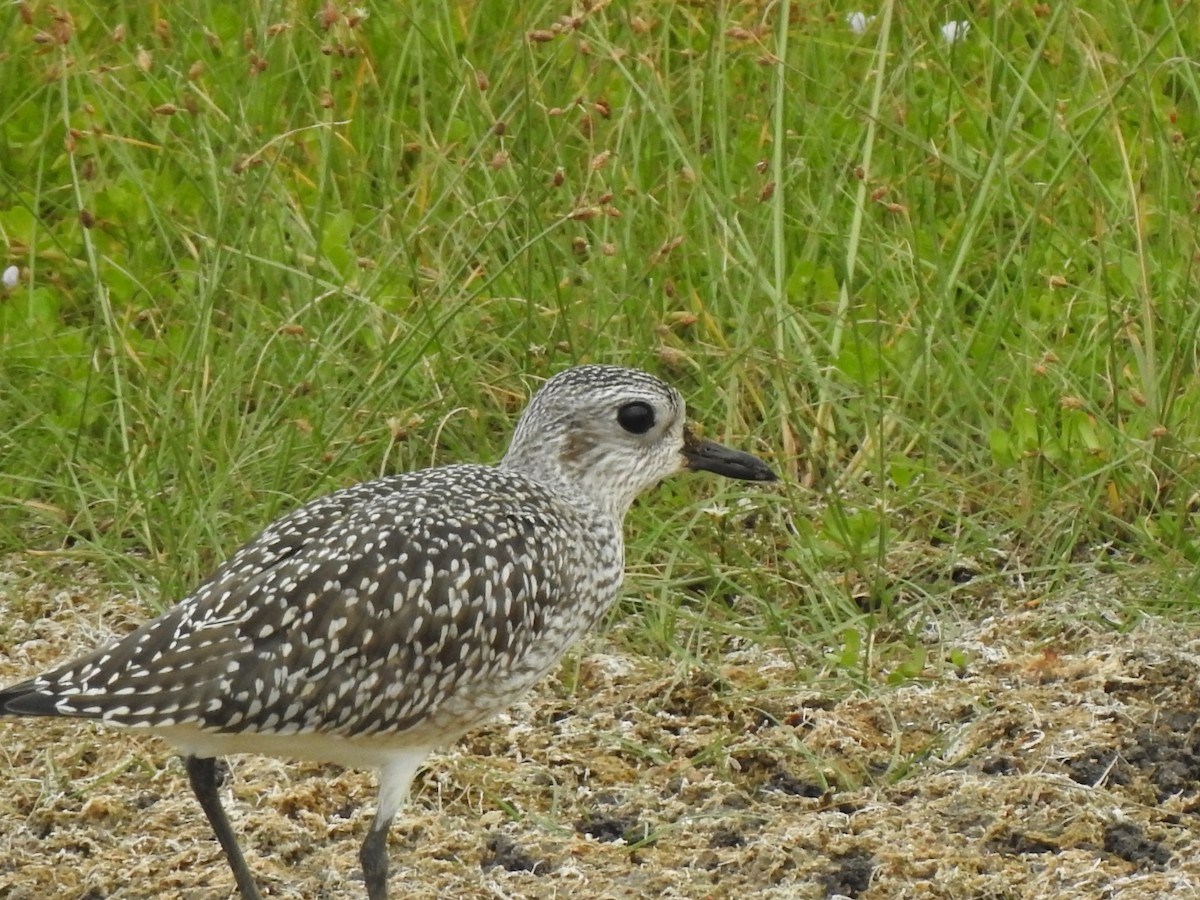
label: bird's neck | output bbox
[499,447,637,524]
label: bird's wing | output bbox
[1,467,609,741]
[1,475,395,718]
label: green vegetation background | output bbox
[2,1,1199,678]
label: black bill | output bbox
[682,430,777,482]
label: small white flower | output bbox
[941,20,971,43]
[846,11,875,36]
[1,265,18,289]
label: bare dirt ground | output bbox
[2,560,1200,900]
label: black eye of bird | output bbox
[617,401,656,435]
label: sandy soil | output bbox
[2,560,1199,900]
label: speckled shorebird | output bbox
[0,364,775,899]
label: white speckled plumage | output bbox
[1,364,775,900]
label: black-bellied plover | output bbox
[0,364,775,899]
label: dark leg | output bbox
[185,755,263,900]
[361,752,426,900]
[360,817,393,900]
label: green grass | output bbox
[1,0,1199,684]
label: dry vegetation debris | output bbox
[2,563,1200,899]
